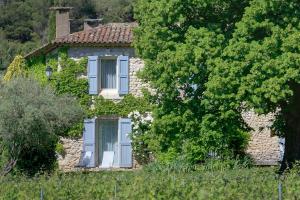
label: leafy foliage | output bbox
[55,142,66,157]
[134,0,250,163]
[129,111,153,165]
[0,31,39,70]
[90,94,151,118]
[26,50,89,138]
[0,77,84,175]
[204,0,300,115]
[0,0,50,42]
[203,0,300,168]
[2,166,300,199]
[51,53,89,108]
[3,55,26,81]
[26,55,50,85]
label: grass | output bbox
[0,162,300,200]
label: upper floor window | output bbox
[88,55,129,96]
[101,59,117,89]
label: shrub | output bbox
[3,55,26,81]
[26,51,89,138]
[0,77,84,175]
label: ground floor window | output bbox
[99,120,118,167]
[82,117,132,168]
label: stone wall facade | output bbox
[57,138,83,171]
[58,137,141,171]
[56,47,149,171]
[68,47,149,98]
[129,58,149,97]
[243,111,280,165]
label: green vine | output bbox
[51,54,89,109]
[89,94,152,118]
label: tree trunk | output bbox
[280,83,300,172]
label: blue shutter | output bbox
[117,56,129,95]
[119,118,132,168]
[88,56,99,95]
[83,118,96,167]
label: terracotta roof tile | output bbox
[55,23,137,45]
[25,23,137,58]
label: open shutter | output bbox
[83,118,96,167]
[88,56,100,95]
[119,118,132,168]
[117,56,129,95]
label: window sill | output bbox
[99,89,122,100]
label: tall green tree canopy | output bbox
[204,0,300,170]
[134,0,250,163]
[135,0,300,167]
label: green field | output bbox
[1,163,300,200]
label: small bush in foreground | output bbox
[0,78,84,175]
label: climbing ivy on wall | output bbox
[89,94,152,117]
[26,53,58,86]
[50,52,90,109]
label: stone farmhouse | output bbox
[25,7,281,171]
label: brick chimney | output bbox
[50,7,72,38]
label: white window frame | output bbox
[99,56,121,99]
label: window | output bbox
[98,120,118,166]
[82,117,132,168]
[88,55,129,96]
[101,59,117,89]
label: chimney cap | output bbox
[49,7,73,11]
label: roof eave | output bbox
[25,42,133,59]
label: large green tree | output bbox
[135,0,300,166]
[204,0,300,170]
[134,0,250,163]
